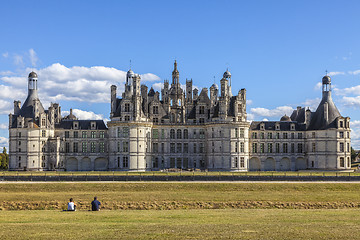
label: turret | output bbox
[172,60,179,85]
[210,83,218,106]
[14,101,21,115]
[110,85,117,116]
[186,79,193,103]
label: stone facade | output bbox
[8,62,351,171]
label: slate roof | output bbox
[18,90,45,119]
[56,120,107,130]
[250,121,306,131]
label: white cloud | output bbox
[0,123,7,129]
[13,54,23,66]
[250,106,294,119]
[0,137,9,149]
[328,71,345,76]
[246,99,253,105]
[302,98,321,111]
[348,70,360,75]
[29,49,38,67]
[336,85,360,96]
[152,82,163,92]
[140,73,161,82]
[350,120,360,149]
[62,109,105,121]
[2,52,8,58]
[314,82,322,91]
[342,96,360,107]
[0,99,13,114]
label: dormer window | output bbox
[290,124,295,130]
[73,121,79,129]
[275,123,280,130]
[91,122,96,130]
[260,123,265,130]
[339,121,343,128]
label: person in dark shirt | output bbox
[91,196,101,211]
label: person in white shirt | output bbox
[67,198,76,211]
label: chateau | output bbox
[8,61,351,171]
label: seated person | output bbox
[91,197,101,211]
[67,198,76,211]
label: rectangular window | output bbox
[193,143,197,153]
[298,143,303,153]
[267,132,272,139]
[177,143,182,153]
[153,143,158,153]
[291,143,295,153]
[340,142,344,152]
[99,142,105,153]
[152,129,159,139]
[312,143,316,152]
[123,127,129,137]
[125,103,130,112]
[276,143,280,153]
[74,131,79,138]
[240,128,244,138]
[73,142,78,153]
[123,142,129,152]
[82,131,87,138]
[240,157,245,168]
[42,130,46,137]
[199,129,205,139]
[123,156,129,168]
[91,131,96,138]
[312,132,316,138]
[184,129,188,139]
[161,143,164,153]
[161,129,165,139]
[117,142,121,152]
[235,142,238,152]
[91,142,96,152]
[340,121,344,128]
[99,131,104,138]
[117,127,121,138]
[65,131,69,138]
[339,132,344,138]
[153,106,159,114]
[252,143,257,153]
[347,143,350,152]
[235,128,238,138]
[199,118,205,123]
[199,106,205,114]
[276,132,280,139]
[260,143,264,153]
[170,143,175,153]
[65,142,70,153]
[283,133,288,139]
[298,133,302,139]
[291,133,294,139]
[82,142,87,152]
[268,143,273,153]
[260,132,264,139]
[340,157,344,167]
[183,143,188,153]
[252,132,257,139]
[283,143,288,153]
[199,143,204,153]
[240,142,244,153]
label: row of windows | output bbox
[65,131,105,139]
[252,143,303,154]
[117,156,129,168]
[252,132,303,140]
[169,142,205,153]
[232,157,245,168]
[65,142,105,153]
[338,131,350,138]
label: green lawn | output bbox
[0,209,359,239]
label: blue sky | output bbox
[1,0,360,148]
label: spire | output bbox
[172,60,179,84]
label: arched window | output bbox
[177,129,182,139]
[183,129,188,139]
[170,129,175,139]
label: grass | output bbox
[0,209,359,239]
[1,182,360,210]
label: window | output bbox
[340,143,344,152]
[240,128,244,138]
[312,132,316,138]
[268,143,273,153]
[170,129,175,139]
[267,132,272,139]
[260,132,264,139]
[123,127,129,137]
[347,143,350,152]
[170,143,175,153]
[347,132,350,138]
[298,143,303,153]
[193,130,197,138]
[252,143,257,153]
[283,133,288,139]
[19,132,21,137]
[177,129,182,139]
[161,143,164,153]
[99,142,105,153]
[19,141,21,146]
[153,118,159,123]
[42,118,46,126]
[240,157,245,168]
[199,106,205,114]
[99,131,104,138]
[291,143,295,153]
[74,131,79,138]
[252,132,257,139]
[161,129,165,139]
[152,129,159,139]
[184,129,188,139]
[199,143,204,153]
[73,142,78,153]
[199,129,205,139]
[117,142,121,152]
[123,142,129,152]
[339,132,344,138]
[283,143,288,153]
[276,133,280,139]
[177,143,182,153]
[124,103,130,112]
[42,130,46,137]
[193,143,197,153]
[82,131,87,138]
[117,127,121,137]
[291,133,294,139]
[124,116,130,121]
[312,143,316,152]
[340,121,343,128]
[123,156,129,168]
[340,157,345,167]
[199,118,205,123]
[240,142,244,153]
[183,143,188,153]
[153,106,159,114]
[238,104,242,113]
[82,142,87,152]
[91,131,96,138]
[65,131,69,138]
[233,157,238,168]
[65,143,70,153]
[276,143,280,153]
[298,133,302,139]
[260,143,264,153]
[235,142,238,152]
[153,157,159,168]
[235,128,238,138]
[153,143,158,153]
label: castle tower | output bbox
[110,85,117,117]
[186,79,193,103]
[172,60,179,85]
